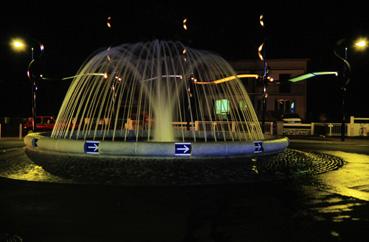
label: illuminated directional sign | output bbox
[253,141,263,154]
[84,140,100,154]
[175,143,192,156]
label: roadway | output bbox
[1,136,369,241]
[289,136,369,155]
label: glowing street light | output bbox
[9,37,45,132]
[10,38,27,52]
[353,37,368,50]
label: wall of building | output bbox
[228,59,309,121]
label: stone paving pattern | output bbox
[23,148,344,185]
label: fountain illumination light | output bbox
[23,40,289,184]
[51,40,264,143]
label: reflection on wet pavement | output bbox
[316,151,369,201]
[0,148,71,183]
[299,151,369,241]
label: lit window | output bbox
[290,101,296,113]
[215,99,230,114]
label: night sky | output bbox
[1,1,368,120]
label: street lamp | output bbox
[10,37,44,132]
[10,38,27,52]
[334,37,367,141]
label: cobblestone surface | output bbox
[257,149,345,176]
[0,146,345,185]
[7,148,344,185]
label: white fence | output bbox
[277,122,345,137]
[263,116,368,137]
[348,116,369,136]
[1,116,369,139]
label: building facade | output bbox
[229,59,309,121]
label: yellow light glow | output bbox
[61,73,106,80]
[10,38,27,52]
[319,151,369,201]
[258,43,264,61]
[183,18,188,31]
[195,74,259,85]
[354,37,368,51]
[259,14,264,27]
[107,16,112,28]
[237,74,259,79]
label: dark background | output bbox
[1,1,368,120]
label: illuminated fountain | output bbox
[51,40,263,142]
[24,40,288,184]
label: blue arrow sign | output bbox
[175,142,192,156]
[84,140,100,154]
[253,141,263,154]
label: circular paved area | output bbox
[257,149,345,176]
[0,146,345,185]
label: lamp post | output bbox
[10,37,44,132]
[334,37,367,141]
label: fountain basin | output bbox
[23,132,288,184]
[21,40,290,185]
[24,132,288,158]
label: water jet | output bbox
[24,40,288,183]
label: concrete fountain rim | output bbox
[24,132,289,159]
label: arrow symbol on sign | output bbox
[177,145,190,153]
[254,141,263,153]
[85,140,100,154]
[87,143,99,152]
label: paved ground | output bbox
[288,136,369,155]
[1,136,369,241]
[0,138,24,149]
[289,135,369,144]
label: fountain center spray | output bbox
[51,40,264,142]
[23,40,291,185]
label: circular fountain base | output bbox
[0,137,345,185]
[22,147,345,185]
[25,149,264,185]
[24,132,290,184]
